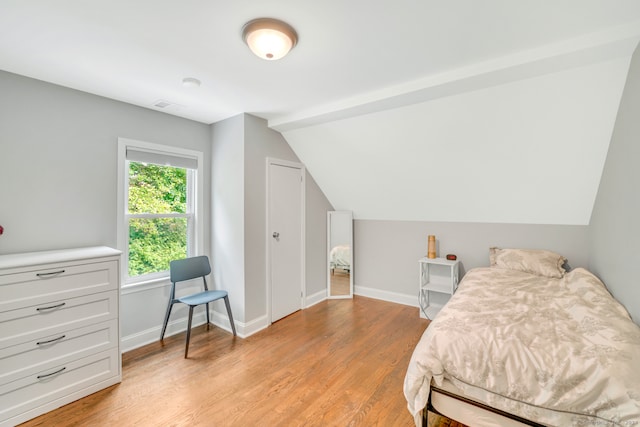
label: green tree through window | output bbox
[127,162,191,277]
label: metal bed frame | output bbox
[424,385,546,427]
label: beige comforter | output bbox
[404,267,640,426]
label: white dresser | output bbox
[0,246,121,427]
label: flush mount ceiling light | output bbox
[242,18,298,60]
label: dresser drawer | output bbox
[0,260,118,313]
[0,319,118,385]
[0,349,120,424]
[0,291,118,349]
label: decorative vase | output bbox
[427,235,436,259]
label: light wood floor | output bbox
[21,296,463,427]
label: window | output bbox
[118,138,203,285]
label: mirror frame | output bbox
[327,210,353,299]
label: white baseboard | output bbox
[304,285,414,308]
[305,288,327,308]
[210,310,269,338]
[120,310,209,353]
[121,310,271,353]
[354,284,417,307]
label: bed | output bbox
[404,248,640,427]
[329,244,351,273]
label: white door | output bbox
[268,160,304,323]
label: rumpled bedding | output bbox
[404,267,640,426]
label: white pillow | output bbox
[489,247,566,278]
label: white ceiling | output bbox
[1,0,640,126]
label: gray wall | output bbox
[305,174,334,297]
[355,220,589,304]
[211,114,333,329]
[0,71,331,344]
[0,70,213,351]
[0,70,211,255]
[243,114,333,320]
[589,44,640,324]
[211,114,246,323]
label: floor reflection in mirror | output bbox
[330,268,350,296]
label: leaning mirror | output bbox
[327,211,353,299]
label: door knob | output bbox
[272,232,280,241]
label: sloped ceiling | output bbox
[272,7,640,226]
[284,55,633,225]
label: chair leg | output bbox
[223,296,237,336]
[160,301,174,341]
[185,305,194,358]
[205,302,211,330]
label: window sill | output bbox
[121,275,170,295]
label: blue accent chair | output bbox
[160,255,236,357]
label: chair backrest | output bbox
[170,255,212,283]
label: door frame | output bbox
[266,157,306,324]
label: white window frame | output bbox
[117,138,204,288]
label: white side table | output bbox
[419,257,459,319]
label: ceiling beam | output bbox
[269,21,640,133]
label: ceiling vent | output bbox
[153,99,173,108]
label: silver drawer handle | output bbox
[37,367,66,380]
[36,302,66,311]
[36,335,66,345]
[36,269,65,277]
